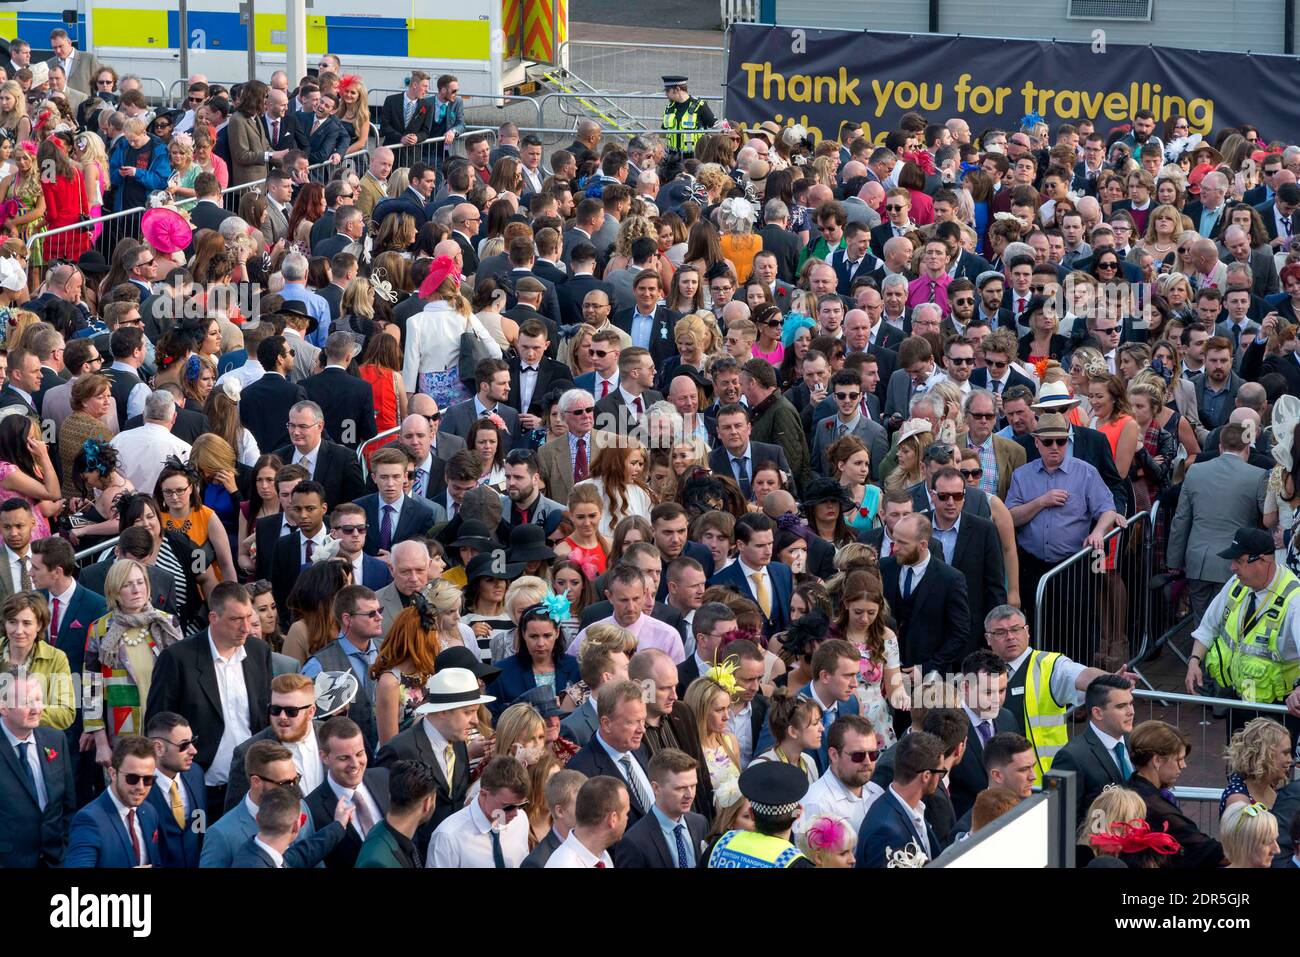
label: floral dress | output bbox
[851,633,901,749]
[10,175,44,268]
[0,460,51,538]
[388,667,429,733]
[702,741,742,796]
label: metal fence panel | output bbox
[559,40,727,99]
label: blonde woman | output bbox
[1079,785,1146,865]
[0,81,31,142]
[165,132,200,210]
[558,323,597,378]
[1220,801,1280,869]
[73,130,109,234]
[695,163,733,207]
[420,578,480,654]
[1140,203,1183,263]
[884,419,932,492]
[686,672,742,796]
[604,215,672,290]
[488,575,551,663]
[717,197,762,283]
[337,276,375,341]
[335,75,371,156]
[1221,717,1294,814]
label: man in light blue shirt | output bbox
[277,252,333,346]
[612,748,708,868]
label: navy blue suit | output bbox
[567,736,652,826]
[372,189,434,229]
[0,725,76,867]
[145,763,207,868]
[356,493,438,555]
[302,366,377,451]
[706,560,794,638]
[856,788,941,868]
[64,791,164,867]
[797,681,861,773]
[656,540,715,602]
[293,111,351,165]
[300,553,391,590]
[486,654,582,719]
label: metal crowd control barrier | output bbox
[1032,505,1154,673]
[357,426,401,484]
[136,76,169,106]
[536,92,724,136]
[74,535,120,569]
[557,39,727,98]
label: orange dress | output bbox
[360,364,399,433]
[719,233,763,284]
[1091,413,1134,566]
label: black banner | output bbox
[725,23,1293,145]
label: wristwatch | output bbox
[1189,655,1201,665]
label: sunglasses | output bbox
[566,406,594,415]
[885,204,907,212]
[952,297,974,306]
[985,358,1009,369]
[959,467,983,480]
[934,491,965,502]
[588,348,610,357]
[349,609,384,619]
[119,772,156,787]
[834,391,861,401]
[844,749,882,763]
[1038,437,1069,446]
[1097,262,1119,270]
[1094,325,1120,334]
[256,773,303,789]
[151,735,198,751]
[269,704,310,717]
[947,356,975,365]
[334,524,367,534]
[505,449,537,465]
[967,410,995,420]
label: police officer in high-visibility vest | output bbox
[1186,527,1300,735]
[708,762,814,868]
[983,604,1138,784]
[662,75,716,160]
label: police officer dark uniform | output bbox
[1185,526,1300,737]
[662,75,716,160]
[707,761,814,868]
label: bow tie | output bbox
[522,367,537,373]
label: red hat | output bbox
[1187,163,1216,195]
[417,254,462,298]
[141,207,193,255]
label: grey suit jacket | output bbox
[810,412,889,480]
[377,581,408,639]
[535,429,619,509]
[1167,452,1268,582]
[559,699,599,748]
[607,266,642,314]
[199,796,318,868]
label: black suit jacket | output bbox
[613,809,708,868]
[452,230,480,276]
[1182,200,1228,241]
[501,268,563,334]
[1257,199,1300,242]
[947,708,1018,820]
[253,511,289,582]
[190,199,235,235]
[1128,774,1226,869]
[241,373,307,455]
[379,92,435,146]
[301,366,377,451]
[520,828,564,868]
[613,305,681,368]
[304,768,391,868]
[880,556,970,675]
[707,442,793,492]
[970,365,1037,395]
[533,259,568,286]
[759,223,804,284]
[145,632,274,773]
[568,736,652,826]
[34,366,62,417]
[310,210,337,252]
[374,723,469,857]
[0,724,76,867]
[270,528,313,621]
[1014,424,1129,516]
[0,383,36,416]
[1050,723,1130,818]
[935,513,1006,648]
[556,274,615,326]
[264,111,299,151]
[508,355,572,417]
[316,281,344,323]
[272,439,367,514]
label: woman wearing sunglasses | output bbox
[81,559,184,769]
[1127,719,1226,868]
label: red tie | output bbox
[594,860,606,869]
[1017,297,1026,313]
[633,396,643,415]
[51,596,61,636]
[601,380,610,399]
[574,437,589,481]
[271,119,279,143]
[127,808,142,865]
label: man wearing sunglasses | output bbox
[856,730,946,868]
[428,754,530,868]
[65,736,162,868]
[145,711,207,868]
[1005,413,1123,625]
[303,586,385,757]
[800,714,883,837]
[225,673,325,813]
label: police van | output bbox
[0,0,567,100]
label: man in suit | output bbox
[963,389,1027,500]
[64,735,164,868]
[707,512,794,638]
[1220,225,1282,299]
[628,648,715,817]
[1167,421,1269,621]
[594,347,662,430]
[269,481,334,619]
[0,346,41,416]
[810,368,889,478]
[199,739,322,867]
[562,198,606,266]
[945,652,1020,820]
[880,513,971,676]
[1183,169,1231,240]
[427,74,466,167]
[536,390,619,508]
[372,163,437,230]
[301,332,377,451]
[146,582,275,812]
[1052,675,1136,817]
[612,747,709,868]
[567,680,655,828]
[231,784,350,868]
[313,207,366,264]
[273,401,367,515]
[926,467,1007,645]
[225,675,326,812]
[242,336,308,455]
[358,447,439,555]
[855,731,946,867]
[613,270,680,370]
[440,359,521,445]
[795,639,863,773]
[502,278,561,355]
[144,711,208,868]
[0,672,76,867]
[356,759,441,868]
[303,716,390,868]
[508,319,571,428]
[293,92,350,165]
[556,244,614,326]
[1215,288,1262,356]
[189,172,235,233]
[263,87,298,153]
[558,642,630,747]
[374,667,490,859]
[379,71,435,168]
[710,403,794,503]
[759,200,805,284]
[1194,336,1245,429]
[49,28,104,94]
[1257,182,1300,245]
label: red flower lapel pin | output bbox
[43,746,57,762]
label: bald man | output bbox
[841,164,882,229]
[761,488,838,580]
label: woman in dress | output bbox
[834,570,906,749]
[164,132,200,211]
[827,436,880,533]
[467,416,507,493]
[1126,380,1177,512]
[57,372,114,480]
[0,413,60,538]
[155,456,238,584]
[358,331,407,435]
[287,181,325,251]
[1087,370,1140,508]
[402,255,501,410]
[0,590,74,730]
[751,302,784,366]
[372,592,443,745]
[1220,718,1293,815]
[487,602,581,720]
[81,558,184,765]
[68,438,133,549]
[686,670,743,796]
[551,559,595,648]
[717,196,762,283]
[116,493,207,635]
[1,141,45,284]
[335,75,372,156]
[577,439,653,539]
[37,137,89,264]
[749,687,821,784]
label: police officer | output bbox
[662,75,716,160]
[1185,527,1300,735]
[707,762,814,868]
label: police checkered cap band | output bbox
[749,799,802,816]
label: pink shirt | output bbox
[906,273,953,317]
[567,613,685,663]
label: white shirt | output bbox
[422,718,456,782]
[800,768,883,836]
[293,439,322,478]
[253,837,286,867]
[1,721,47,809]
[728,700,754,766]
[545,829,613,868]
[48,580,77,636]
[111,423,192,497]
[105,785,148,865]
[299,526,332,566]
[595,732,654,808]
[3,543,29,595]
[109,360,152,420]
[618,385,647,415]
[428,795,530,867]
[327,774,383,839]
[217,359,265,391]
[283,726,324,794]
[1090,722,1131,776]
[898,552,931,596]
[736,558,771,611]
[1192,568,1300,660]
[888,784,930,857]
[204,636,252,786]
[519,362,541,414]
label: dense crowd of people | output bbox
[1,31,1300,870]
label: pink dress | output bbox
[753,341,784,365]
[0,461,51,538]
